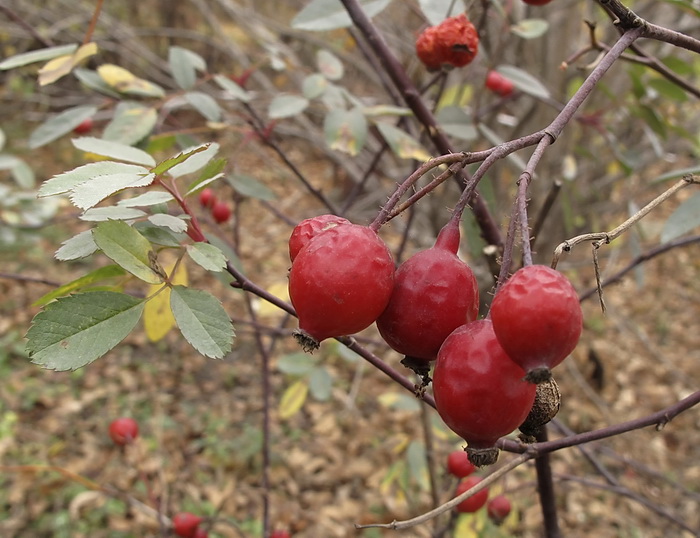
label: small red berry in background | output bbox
[446,449,476,478]
[288,223,395,351]
[376,219,479,363]
[288,214,351,262]
[523,0,553,5]
[485,70,515,97]
[416,14,479,70]
[432,320,536,466]
[487,494,512,525]
[455,476,489,513]
[73,117,94,134]
[108,417,138,446]
[211,200,232,224]
[198,188,216,208]
[172,512,203,538]
[192,528,208,538]
[489,264,582,383]
[269,530,291,538]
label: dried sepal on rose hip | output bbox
[416,13,479,70]
[432,320,536,466]
[518,376,561,442]
[490,265,582,384]
[288,223,394,352]
[376,219,479,367]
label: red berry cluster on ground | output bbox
[172,512,205,538]
[490,265,582,383]
[198,188,231,224]
[108,417,139,446]
[485,70,515,97]
[416,13,479,70]
[288,219,394,351]
[377,219,479,363]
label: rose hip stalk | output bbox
[433,319,536,466]
[376,219,478,366]
[288,223,394,352]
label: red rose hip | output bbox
[172,512,203,538]
[288,214,350,262]
[487,494,512,525]
[447,449,476,478]
[376,219,478,362]
[198,188,216,208]
[490,265,582,383]
[433,320,536,465]
[211,200,231,224]
[415,14,479,70]
[108,417,139,446]
[289,224,394,351]
[485,70,515,97]
[455,476,489,513]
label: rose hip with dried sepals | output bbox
[288,223,394,352]
[288,214,350,262]
[433,320,536,466]
[490,265,582,383]
[376,218,478,363]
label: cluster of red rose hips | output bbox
[447,450,512,524]
[287,214,582,465]
[199,187,232,224]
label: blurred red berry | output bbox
[73,117,94,134]
[485,70,515,97]
[487,494,512,525]
[523,0,553,5]
[269,530,291,538]
[446,450,476,478]
[108,417,138,446]
[455,476,489,513]
[198,188,216,208]
[211,200,231,224]
[416,14,479,70]
[172,512,203,538]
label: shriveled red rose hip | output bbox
[433,320,536,466]
[490,265,582,383]
[289,224,394,351]
[415,13,479,70]
[288,214,350,262]
[376,219,478,362]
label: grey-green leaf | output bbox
[497,65,550,100]
[72,137,155,166]
[169,46,201,90]
[80,206,147,221]
[511,18,550,40]
[92,220,163,283]
[102,101,158,145]
[39,162,149,197]
[213,75,252,102]
[185,91,222,122]
[70,172,155,210]
[227,174,276,201]
[661,191,700,243]
[55,229,98,261]
[0,44,78,70]
[268,94,309,119]
[26,291,144,370]
[418,0,465,26]
[292,0,391,31]
[186,242,227,272]
[170,285,234,358]
[308,366,333,401]
[168,143,219,178]
[28,105,98,149]
[148,214,189,233]
[277,352,316,375]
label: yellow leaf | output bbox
[97,64,164,97]
[38,42,98,86]
[454,513,479,538]
[143,262,188,342]
[279,379,308,420]
[256,281,290,318]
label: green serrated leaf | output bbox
[70,172,155,210]
[72,137,155,166]
[170,285,234,358]
[0,44,78,70]
[147,214,188,234]
[291,0,391,31]
[227,174,276,200]
[276,352,316,375]
[55,230,99,260]
[92,221,163,283]
[186,243,227,272]
[168,143,220,178]
[185,158,227,195]
[308,366,332,401]
[39,162,149,197]
[153,143,214,177]
[134,222,184,247]
[26,291,144,370]
[81,207,147,221]
[118,191,174,207]
[32,265,127,307]
[28,105,98,149]
[102,102,158,145]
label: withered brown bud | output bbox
[518,377,561,442]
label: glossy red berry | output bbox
[416,14,479,70]
[490,265,582,383]
[172,512,203,538]
[447,450,476,478]
[211,200,231,224]
[269,531,291,538]
[523,0,553,5]
[73,117,94,134]
[108,417,138,446]
[487,494,512,525]
[485,71,515,97]
[376,219,478,362]
[455,476,489,513]
[433,320,536,465]
[289,224,394,351]
[288,214,351,262]
[198,188,216,208]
